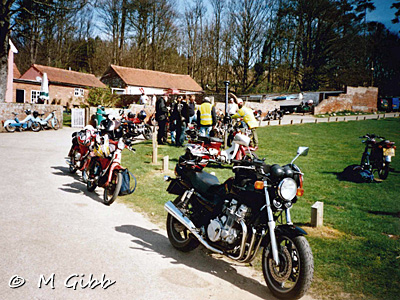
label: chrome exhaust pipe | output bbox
[228,220,248,261]
[164,201,223,254]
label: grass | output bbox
[63,111,71,127]
[121,118,400,300]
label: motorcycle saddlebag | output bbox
[167,179,186,195]
[119,169,137,196]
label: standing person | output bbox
[227,98,238,116]
[151,94,156,106]
[197,97,216,137]
[139,92,148,105]
[188,95,197,124]
[155,95,168,144]
[96,105,105,128]
[231,97,259,148]
[171,96,189,147]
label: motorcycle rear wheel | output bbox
[166,197,200,252]
[262,235,313,300]
[5,124,16,132]
[103,171,122,205]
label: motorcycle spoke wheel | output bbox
[52,118,60,130]
[262,235,313,300]
[103,172,122,206]
[143,125,153,140]
[5,125,16,132]
[377,162,390,179]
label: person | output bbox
[171,95,189,147]
[197,97,216,137]
[151,94,156,106]
[227,98,238,115]
[231,97,259,148]
[96,105,106,128]
[139,92,148,105]
[188,95,197,124]
[155,95,168,144]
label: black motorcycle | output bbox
[360,133,396,179]
[164,146,313,299]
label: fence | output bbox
[71,108,85,128]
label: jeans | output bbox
[199,126,212,137]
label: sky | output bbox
[368,0,400,33]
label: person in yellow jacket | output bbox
[196,97,216,137]
[231,98,259,147]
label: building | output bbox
[15,64,106,107]
[5,40,19,103]
[100,65,203,96]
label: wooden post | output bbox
[163,155,169,172]
[356,116,359,121]
[377,114,380,120]
[315,119,318,124]
[335,117,338,122]
[300,119,303,124]
[152,126,158,164]
[327,117,330,122]
[311,201,324,227]
[363,116,366,120]
[279,119,282,125]
[290,119,294,125]
[268,121,270,126]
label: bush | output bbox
[87,87,119,107]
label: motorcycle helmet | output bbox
[25,109,32,115]
[77,131,91,147]
[128,112,135,119]
[33,111,39,118]
[138,110,147,121]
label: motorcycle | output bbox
[86,134,135,205]
[164,145,313,300]
[263,108,283,121]
[33,110,60,130]
[68,125,97,182]
[360,133,396,179]
[2,110,41,132]
[123,110,153,140]
[187,119,257,165]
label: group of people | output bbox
[154,93,259,148]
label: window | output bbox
[31,90,40,103]
[112,88,125,95]
[74,88,84,97]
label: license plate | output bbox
[383,148,395,156]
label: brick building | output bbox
[15,64,106,107]
[100,65,203,96]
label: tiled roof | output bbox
[13,63,21,78]
[32,64,106,88]
[106,65,203,92]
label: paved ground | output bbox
[0,127,317,300]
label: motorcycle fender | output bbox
[105,163,124,187]
[3,120,13,127]
[262,224,307,247]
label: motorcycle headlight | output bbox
[278,178,297,201]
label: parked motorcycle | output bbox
[187,119,257,164]
[360,133,396,179]
[164,146,313,300]
[2,110,41,132]
[33,110,60,130]
[86,134,135,205]
[263,108,283,121]
[123,110,153,140]
[68,125,97,181]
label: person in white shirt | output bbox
[139,93,148,105]
[227,98,238,115]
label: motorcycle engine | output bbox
[207,200,248,244]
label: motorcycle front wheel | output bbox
[262,235,314,300]
[31,122,41,132]
[52,118,60,130]
[377,162,390,179]
[103,171,122,205]
[143,124,153,140]
[166,197,200,252]
[69,151,78,174]
[5,124,16,132]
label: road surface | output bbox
[0,127,316,300]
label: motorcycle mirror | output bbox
[297,146,309,157]
[163,176,171,182]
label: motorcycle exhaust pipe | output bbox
[164,201,223,255]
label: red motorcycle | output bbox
[187,122,258,164]
[86,135,135,205]
[68,125,97,180]
[122,110,153,140]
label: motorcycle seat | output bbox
[187,170,220,196]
